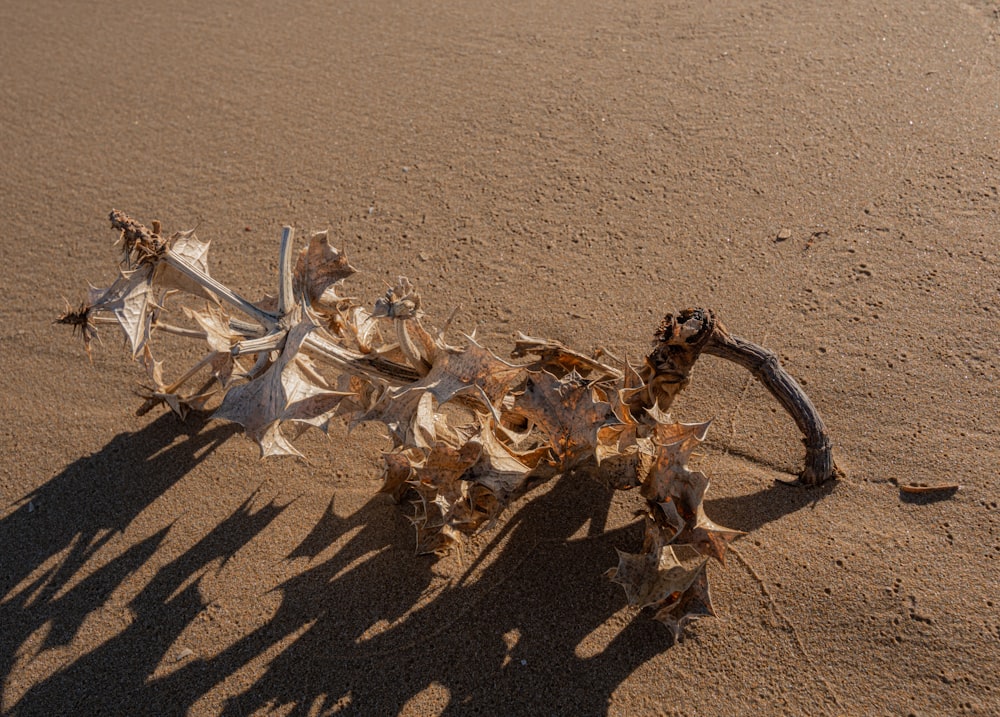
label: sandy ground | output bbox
[2,1,998,715]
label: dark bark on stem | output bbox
[636,308,718,413]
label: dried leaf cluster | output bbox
[61,211,837,638]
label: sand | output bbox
[1,1,998,715]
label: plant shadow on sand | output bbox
[1,413,239,713]
[2,413,828,716]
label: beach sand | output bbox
[1,1,998,714]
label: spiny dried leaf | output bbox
[358,387,436,448]
[283,360,352,433]
[463,417,537,506]
[213,319,346,457]
[412,440,483,530]
[606,514,717,634]
[454,339,528,407]
[183,305,239,352]
[593,423,648,490]
[512,333,622,382]
[412,518,459,555]
[408,490,463,555]
[183,305,244,385]
[357,342,523,447]
[654,569,715,641]
[343,305,381,352]
[293,230,356,307]
[379,450,418,502]
[400,342,524,414]
[608,541,707,610]
[333,373,381,422]
[513,370,620,469]
[90,265,156,358]
[136,346,215,418]
[640,423,744,563]
[640,421,712,504]
[653,499,686,541]
[415,440,482,492]
[682,514,743,565]
[594,422,635,464]
[141,344,165,391]
[651,419,711,448]
[152,230,217,301]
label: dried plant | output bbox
[60,210,838,639]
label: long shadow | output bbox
[1,413,238,714]
[4,418,834,716]
[201,474,833,715]
[156,473,669,716]
[706,479,838,534]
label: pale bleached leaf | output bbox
[294,231,356,307]
[184,305,240,353]
[91,265,156,358]
[357,387,432,448]
[152,230,218,301]
[136,345,215,419]
[345,305,380,352]
[213,319,345,457]
[358,341,524,447]
[464,418,534,505]
[183,305,243,385]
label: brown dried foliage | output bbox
[61,211,838,639]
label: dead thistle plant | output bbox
[60,210,839,639]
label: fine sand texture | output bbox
[2,1,998,715]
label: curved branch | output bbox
[642,309,840,485]
[703,320,840,485]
